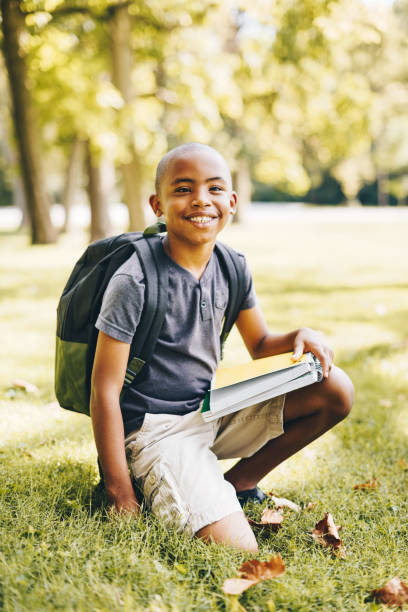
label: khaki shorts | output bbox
[125,395,285,536]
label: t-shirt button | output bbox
[149,473,156,485]
[201,300,207,308]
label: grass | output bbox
[1,211,408,611]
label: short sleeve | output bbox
[96,272,145,344]
[238,253,257,311]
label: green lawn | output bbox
[1,212,408,611]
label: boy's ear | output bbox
[229,191,238,215]
[149,194,162,217]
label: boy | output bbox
[90,142,354,552]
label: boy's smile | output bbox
[149,149,237,250]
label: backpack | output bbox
[55,222,248,416]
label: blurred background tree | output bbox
[0,0,407,243]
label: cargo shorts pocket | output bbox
[142,460,192,535]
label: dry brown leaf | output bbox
[270,495,300,512]
[398,458,408,470]
[261,509,284,524]
[240,555,286,581]
[304,502,317,511]
[248,509,284,531]
[222,578,259,595]
[371,577,408,606]
[312,512,346,558]
[222,555,286,595]
[11,378,39,394]
[353,478,379,490]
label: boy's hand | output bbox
[292,327,334,378]
[108,491,141,516]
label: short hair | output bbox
[154,142,231,194]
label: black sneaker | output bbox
[237,486,267,507]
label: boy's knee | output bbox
[323,366,354,424]
[195,511,258,552]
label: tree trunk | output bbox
[121,157,146,231]
[0,103,28,226]
[61,138,83,232]
[232,159,252,223]
[110,4,146,231]
[1,0,56,243]
[86,142,112,242]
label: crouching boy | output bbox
[90,142,354,552]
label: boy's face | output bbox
[149,150,237,248]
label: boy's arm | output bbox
[235,305,333,378]
[90,331,140,514]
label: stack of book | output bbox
[201,352,323,422]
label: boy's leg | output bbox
[196,512,258,552]
[125,410,258,552]
[223,365,354,492]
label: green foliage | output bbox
[2,214,408,609]
[2,0,408,210]
[358,181,399,207]
[253,172,346,205]
[304,172,345,205]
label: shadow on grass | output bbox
[1,452,108,516]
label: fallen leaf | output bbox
[222,555,285,595]
[262,509,285,524]
[312,512,346,558]
[353,478,379,490]
[398,458,408,470]
[248,509,284,531]
[371,577,408,606]
[270,495,300,512]
[304,502,317,511]
[240,555,286,581]
[222,578,259,595]
[11,378,39,394]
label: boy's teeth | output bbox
[189,216,212,223]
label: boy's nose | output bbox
[192,198,210,207]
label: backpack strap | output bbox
[214,242,247,358]
[122,235,169,389]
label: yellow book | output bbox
[201,352,322,421]
[213,352,308,389]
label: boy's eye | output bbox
[174,186,191,193]
[210,185,224,192]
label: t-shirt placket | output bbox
[199,282,212,322]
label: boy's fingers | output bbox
[319,348,333,378]
[108,499,141,516]
[292,340,304,361]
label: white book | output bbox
[201,352,323,422]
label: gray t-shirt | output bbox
[96,242,256,435]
